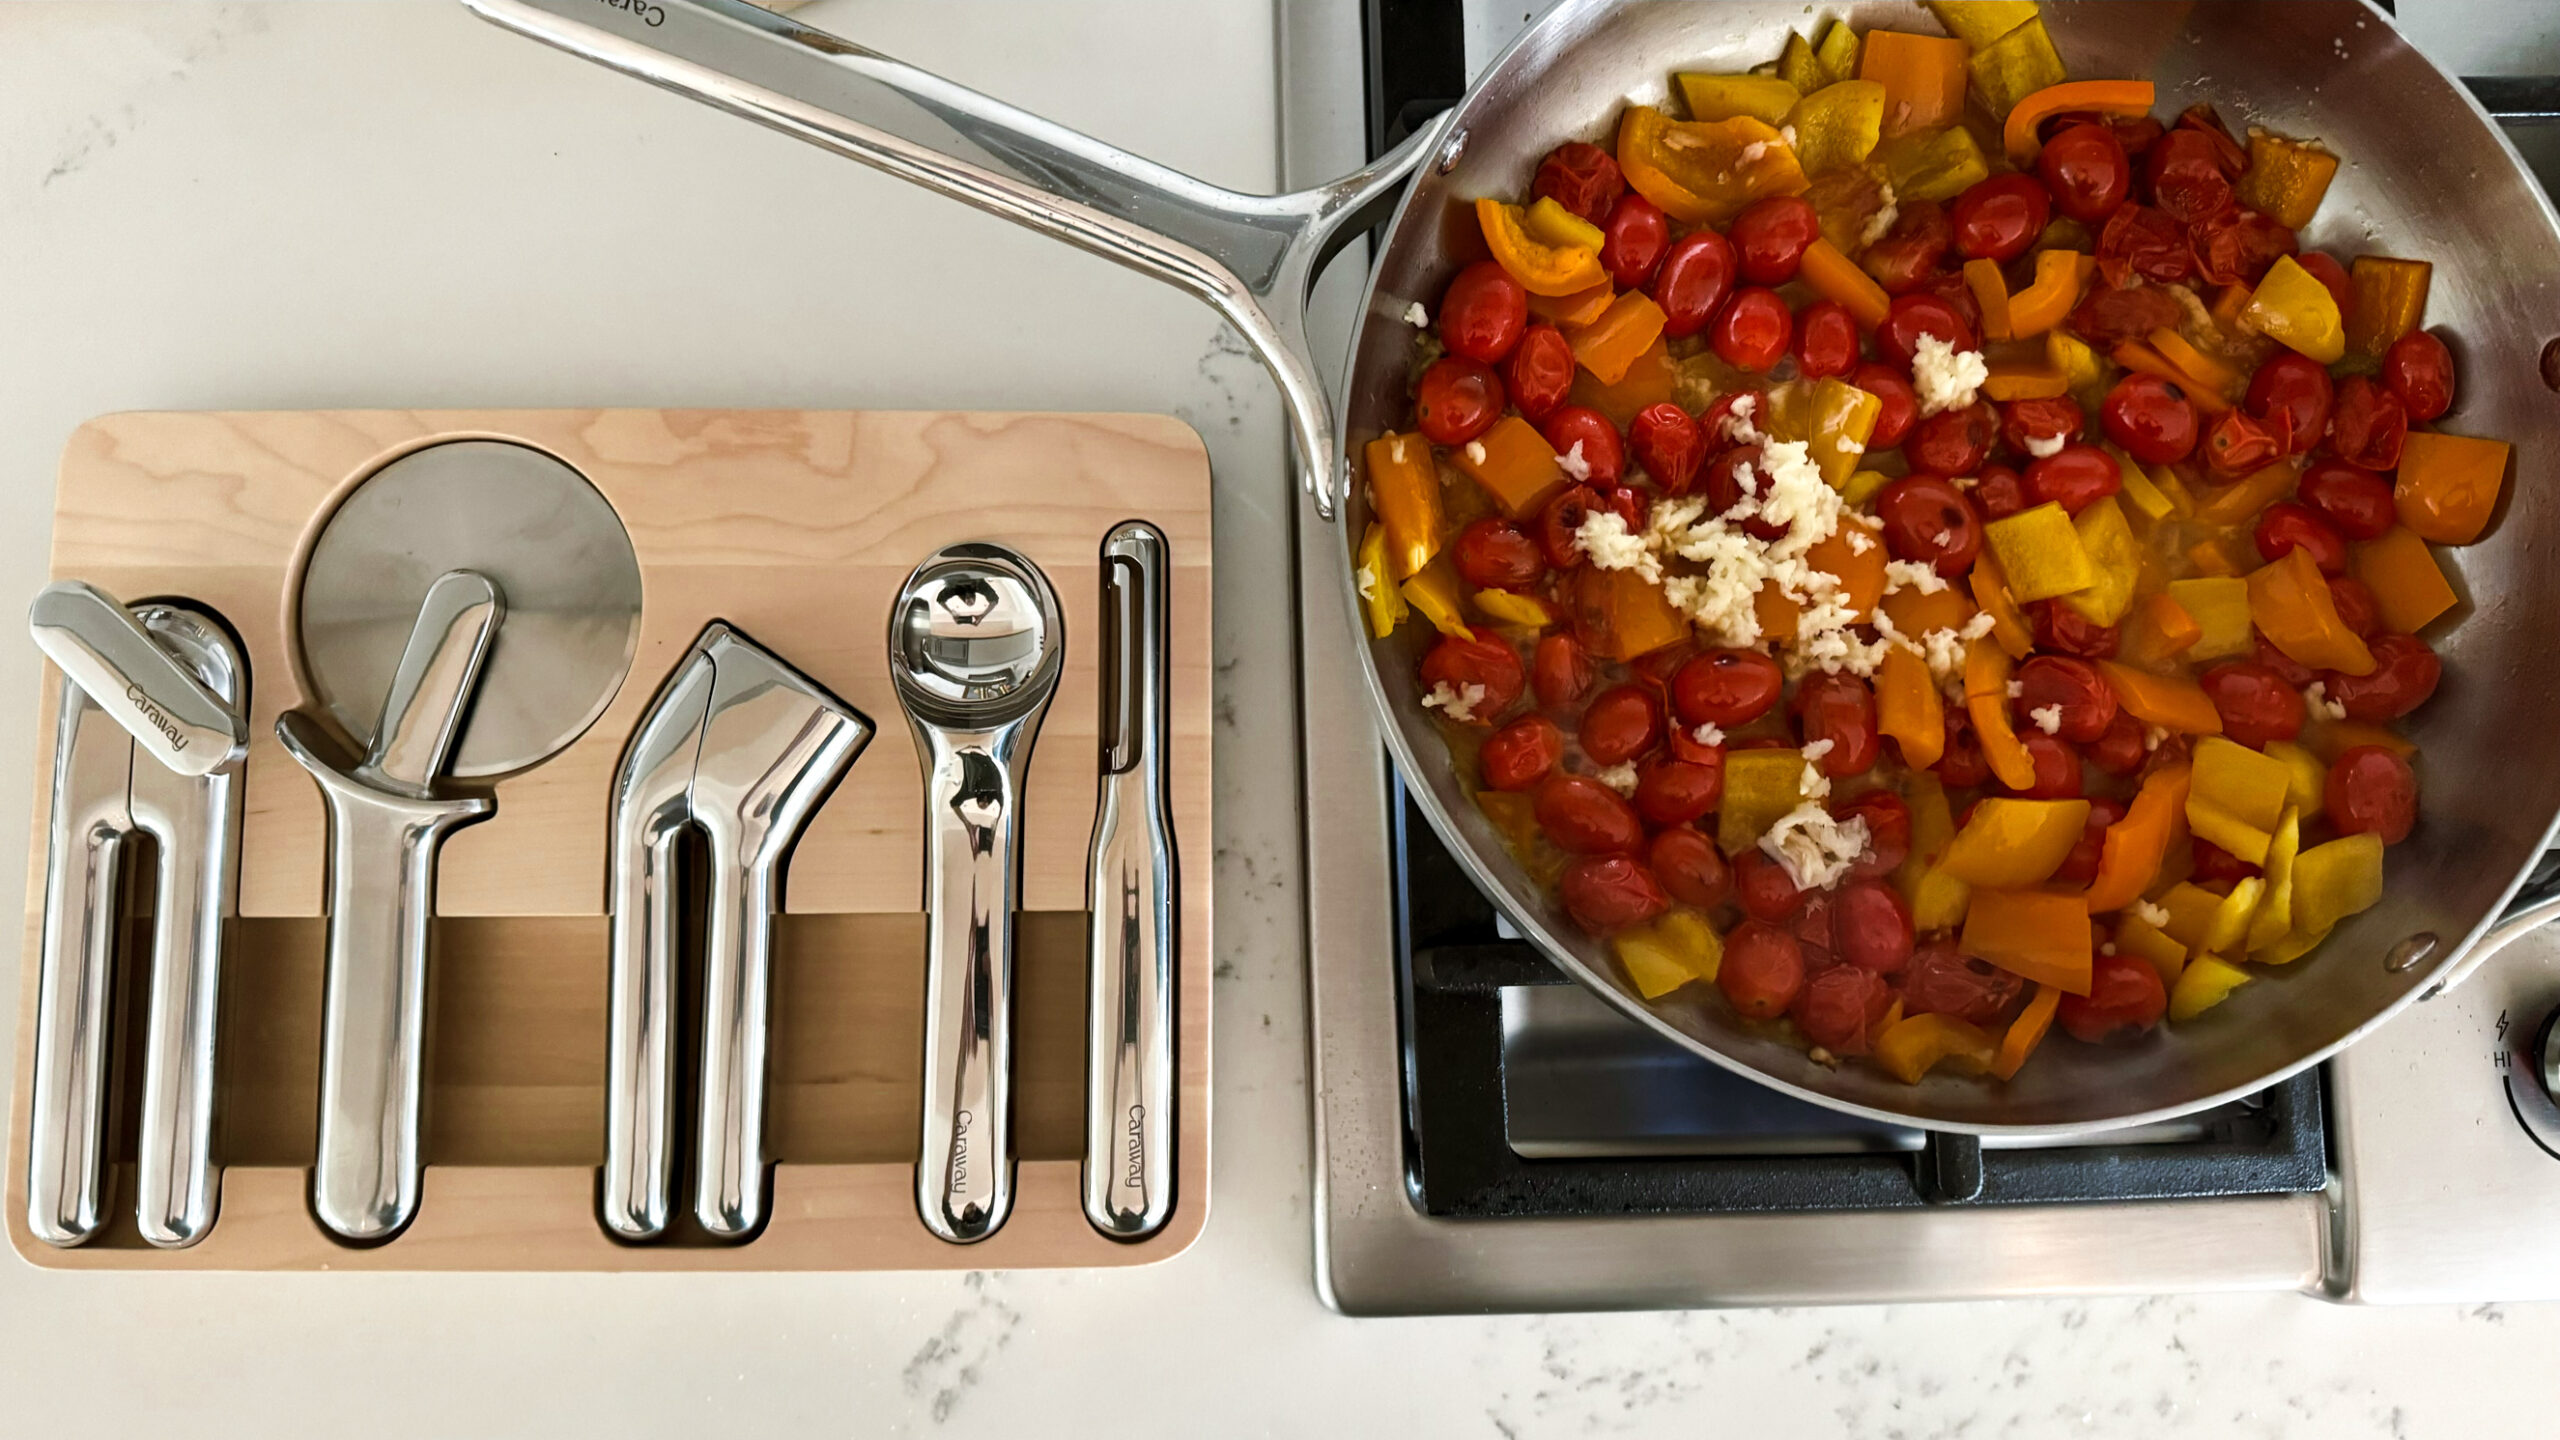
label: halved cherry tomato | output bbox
[2245,352,2333,456]
[1652,230,1738,339]
[1628,402,1706,493]
[1853,362,1920,450]
[2253,501,2348,575]
[1793,300,1859,381]
[1579,683,1664,765]
[2199,660,2304,747]
[1599,192,1669,289]
[2190,208,2298,287]
[1414,356,1505,445]
[2025,442,2122,514]
[1437,260,1529,364]
[1835,790,1912,879]
[1951,174,2053,264]
[2101,373,2199,464]
[2057,952,2167,1042]
[1731,194,1821,284]
[2324,633,2440,722]
[1650,826,1732,909]
[2143,129,2234,225]
[2296,458,2397,541]
[1901,939,2027,1026]
[2331,375,2408,471]
[2008,729,2084,798]
[1793,673,1881,777]
[1673,648,1786,728]
[1452,517,1546,590]
[1711,287,1794,370]
[1419,633,1525,721]
[1535,772,1646,854]
[1720,920,1807,1019]
[1502,323,1577,421]
[1559,854,1668,933]
[1532,632,1595,710]
[2031,600,2119,659]
[1877,292,1978,367]
[2069,278,2184,348]
[2327,745,2418,844]
[1907,404,1997,477]
[2098,203,2194,287]
[1862,199,1955,296]
[1480,714,1565,791]
[2200,407,2281,478]
[1874,473,1985,577]
[2381,330,2456,422]
[1531,141,1625,224]
[2038,122,2131,225]
[2016,654,2119,743]
[1634,753,1723,827]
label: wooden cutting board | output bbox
[8,409,1212,1270]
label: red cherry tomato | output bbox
[1652,230,1738,339]
[1950,174,2053,263]
[2296,250,2355,319]
[2327,745,2418,844]
[2030,600,2118,659]
[1700,444,1787,543]
[1698,390,1767,447]
[1540,406,1625,487]
[1579,683,1664,766]
[2143,129,2235,225]
[1628,402,1706,494]
[1598,192,1670,289]
[2057,953,2168,1042]
[2015,654,2119,743]
[1535,484,1603,569]
[2382,330,2456,422]
[1530,141,1624,225]
[1452,517,1546,590]
[2200,407,2282,479]
[1835,790,1912,879]
[2324,633,2441,722]
[2253,501,2349,575]
[1873,473,1985,578]
[1903,941,2028,1027]
[1733,848,1804,923]
[1906,404,1997,478]
[1502,323,1577,422]
[2199,661,2305,747]
[1793,674,1881,778]
[1633,754,1722,828]
[1792,300,1859,381]
[2245,352,2334,456]
[2001,396,2084,456]
[1831,879,1915,973]
[1972,465,2028,520]
[2070,277,2185,347]
[1650,827,1732,909]
[1853,362,1920,450]
[1936,709,1993,788]
[2296,458,2397,541]
[1719,920,1807,1019]
[2331,375,2408,471]
[2089,711,2148,775]
[1436,260,1528,365]
[2101,373,2200,464]
[2330,575,2382,638]
[1535,773,1646,855]
[2192,839,2262,885]
[1730,195,1821,285]
[1532,632,1594,710]
[1791,966,1892,1055]
[1418,634,1524,722]
[2254,636,2318,689]
[2009,729,2084,798]
[2037,122,2132,224]
[1861,199,1954,295]
[2052,796,2128,886]
[2097,203,2196,287]
[1479,715,1564,791]
[1710,287,1794,370]
[1877,292,1978,368]
[2191,209,2298,288]
[1559,854,1668,934]
[1413,356,1504,445]
[2024,442,2123,515]
[1673,648,1785,728]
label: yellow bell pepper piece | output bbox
[2346,256,2433,361]
[2291,832,2386,938]
[2155,881,2225,953]
[1616,106,1810,226]
[1476,197,1608,296]
[2168,955,2254,1023]
[2119,592,2202,669]
[1926,0,2041,49]
[1355,523,1408,639]
[1661,910,1723,982]
[1983,501,2096,603]
[1815,19,1862,87]
[1842,468,1895,508]
[1896,772,1974,932]
[1471,588,1554,629]
[1787,80,1888,176]
[2234,129,2340,231]
[1875,1012,2000,1084]
[1808,375,1884,487]
[2165,576,2254,662]
[2060,496,2138,626]
[2206,879,2267,953]
[2113,452,2175,520]
[1719,748,1810,854]
[1614,927,1696,999]
[2354,525,2461,634]
[2047,326,2107,407]
[2082,763,2190,913]
[2188,735,2293,865]
[2262,741,2329,822]
[1524,195,1606,253]
[1677,73,1803,125]
[1363,431,1443,580]
[2244,807,2303,953]
[1939,797,2092,888]
[2241,256,2346,365]
[1961,889,2093,994]
[1966,16,2066,119]
[1399,556,1473,640]
[1777,31,1824,95]
[2248,546,2376,676]
[2254,924,2332,967]
[1875,123,1992,202]
[2115,912,2189,987]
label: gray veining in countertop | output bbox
[0,4,2553,1436]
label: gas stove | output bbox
[1281,0,2560,1314]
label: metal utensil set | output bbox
[22,453,1177,1250]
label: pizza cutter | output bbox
[279,440,642,1243]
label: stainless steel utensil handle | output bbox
[463,0,1447,519]
[692,840,780,1239]
[126,753,241,1248]
[918,737,1023,1243]
[29,581,247,777]
[25,687,132,1248]
[602,812,687,1241]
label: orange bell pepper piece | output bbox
[1616,106,1809,226]
[2353,526,2460,633]
[1567,290,1669,386]
[1882,583,1976,639]
[2148,327,2246,404]
[2120,592,2204,668]
[2082,763,2192,912]
[1969,552,2034,659]
[1859,30,1968,137]
[1874,1012,1999,1085]
[1807,520,1889,619]
[2394,430,2510,544]
[1527,281,1614,328]
[1939,798,2093,889]
[2346,256,2433,361]
[1475,197,1607,296]
[1571,565,1690,661]
[1799,237,1892,328]
[1877,645,1944,770]
[1965,258,2014,341]
[2003,80,2157,165]
[1567,339,1677,427]
[1752,581,1801,643]
[2194,460,2300,527]
[1961,889,2094,994]
[2247,546,2376,676]
[2209,282,2254,333]
[2111,340,2232,413]
[1363,432,1445,580]
[2004,249,2089,338]
[1964,635,2040,791]
[1982,360,2069,401]
[1452,415,1564,517]
[2235,129,2340,231]
[1991,983,2062,1081]
[2096,659,2225,735]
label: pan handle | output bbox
[462,0,1448,521]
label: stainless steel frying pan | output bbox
[469,0,2560,1134]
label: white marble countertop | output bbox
[0,4,2553,1435]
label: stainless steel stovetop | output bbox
[1280,0,2560,1314]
